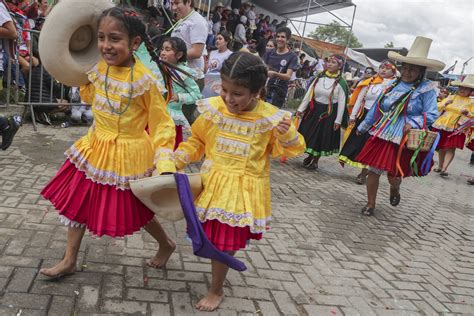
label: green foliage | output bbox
[384,41,395,48]
[308,20,363,48]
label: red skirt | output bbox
[432,128,466,150]
[468,139,474,151]
[202,219,262,252]
[41,160,155,237]
[356,136,432,177]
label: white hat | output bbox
[240,15,248,23]
[215,2,224,8]
[387,36,445,72]
[451,74,474,89]
[39,0,113,86]
[224,6,232,11]
[129,173,203,222]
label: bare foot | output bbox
[195,291,224,312]
[40,259,76,278]
[146,239,176,268]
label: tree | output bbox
[308,20,363,48]
[384,41,394,48]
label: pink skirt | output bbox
[202,219,262,252]
[41,160,154,237]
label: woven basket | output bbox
[406,129,438,152]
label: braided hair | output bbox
[98,6,187,102]
[220,52,268,95]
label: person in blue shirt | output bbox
[355,36,445,216]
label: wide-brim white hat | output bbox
[129,173,203,222]
[387,36,445,72]
[451,74,474,89]
[39,0,113,86]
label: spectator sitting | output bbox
[212,2,224,24]
[69,87,92,125]
[226,8,239,35]
[0,0,18,96]
[245,3,257,31]
[206,31,233,73]
[269,19,278,34]
[234,15,248,46]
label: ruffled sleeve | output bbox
[174,114,209,170]
[144,83,176,173]
[80,83,94,105]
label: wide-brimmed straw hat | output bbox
[451,74,474,89]
[129,173,203,222]
[387,36,445,72]
[39,0,113,86]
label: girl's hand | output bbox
[461,109,469,116]
[356,130,362,136]
[403,123,413,134]
[348,118,356,126]
[276,117,291,134]
[333,123,340,131]
[268,70,277,78]
[295,111,302,118]
[170,94,179,102]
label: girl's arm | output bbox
[350,86,368,120]
[146,84,177,174]
[357,101,378,134]
[79,83,95,105]
[271,118,306,158]
[174,115,208,170]
[177,77,202,105]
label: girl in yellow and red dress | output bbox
[432,75,474,177]
[40,7,181,277]
[174,52,305,311]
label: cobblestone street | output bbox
[0,124,473,315]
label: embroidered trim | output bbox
[216,137,250,157]
[196,207,271,234]
[154,148,174,164]
[200,159,212,172]
[196,98,291,135]
[88,65,159,99]
[59,215,86,228]
[279,134,300,148]
[174,149,190,165]
[93,93,121,114]
[66,145,154,190]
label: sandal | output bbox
[361,206,375,216]
[433,168,441,173]
[303,155,314,167]
[356,174,365,185]
[304,162,318,170]
[467,177,474,185]
[389,193,401,206]
[440,171,449,177]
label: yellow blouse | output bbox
[68,59,176,190]
[433,95,473,131]
[174,97,305,234]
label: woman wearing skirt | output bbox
[355,36,444,216]
[296,54,349,170]
[339,60,397,184]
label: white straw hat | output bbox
[129,173,203,222]
[451,74,474,89]
[387,36,445,72]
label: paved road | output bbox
[0,124,473,315]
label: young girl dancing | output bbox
[159,37,201,148]
[174,52,306,311]
[40,6,179,276]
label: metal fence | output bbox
[2,29,85,131]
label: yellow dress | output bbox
[174,97,305,236]
[433,95,473,131]
[41,59,176,237]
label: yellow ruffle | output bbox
[68,128,156,190]
[195,168,271,234]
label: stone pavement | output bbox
[0,123,473,316]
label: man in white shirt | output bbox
[0,1,17,75]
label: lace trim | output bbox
[66,145,154,190]
[174,149,190,165]
[59,215,86,228]
[280,134,300,148]
[154,148,174,164]
[88,65,160,99]
[369,131,402,145]
[216,137,250,157]
[196,98,291,135]
[93,93,121,114]
[200,159,212,173]
[196,207,271,234]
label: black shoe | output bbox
[1,115,22,150]
[361,206,375,216]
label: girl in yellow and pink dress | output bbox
[40,7,180,277]
[432,74,474,177]
[174,52,305,311]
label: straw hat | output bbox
[215,2,224,8]
[387,36,445,72]
[451,74,474,89]
[129,173,203,222]
[39,0,113,86]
